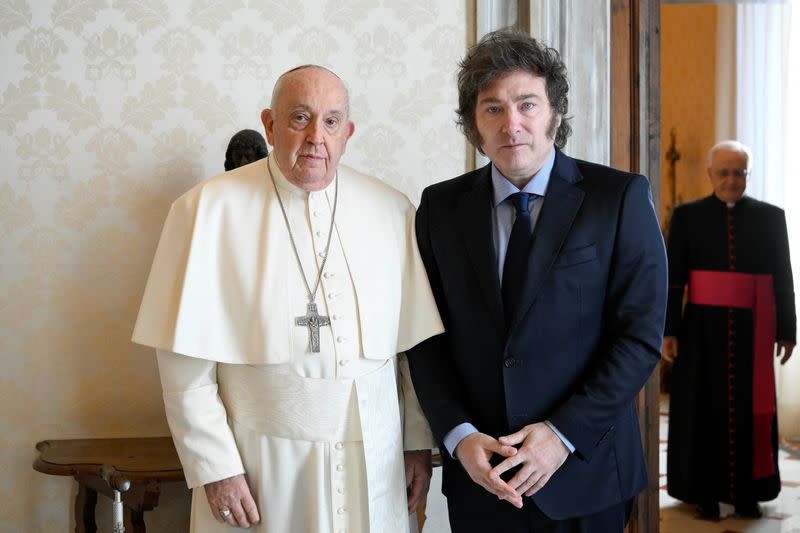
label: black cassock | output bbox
[665,194,796,505]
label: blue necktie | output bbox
[502,192,533,326]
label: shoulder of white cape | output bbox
[132,159,435,364]
[173,159,415,220]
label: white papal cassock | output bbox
[132,156,443,532]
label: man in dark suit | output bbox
[406,30,668,532]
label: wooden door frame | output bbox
[611,0,661,532]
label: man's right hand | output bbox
[204,474,260,528]
[455,432,522,508]
[662,336,678,363]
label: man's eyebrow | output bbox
[478,96,501,106]
[288,104,345,117]
[477,93,542,105]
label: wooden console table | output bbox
[33,437,184,533]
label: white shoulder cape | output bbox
[132,159,443,364]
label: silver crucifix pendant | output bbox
[295,301,331,353]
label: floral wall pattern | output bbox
[0,1,467,530]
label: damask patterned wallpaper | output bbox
[0,1,467,530]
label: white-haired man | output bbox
[663,140,796,519]
[133,65,441,532]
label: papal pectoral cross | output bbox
[295,301,331,353]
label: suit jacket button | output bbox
[504,358,515,368]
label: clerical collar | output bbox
[491,146,555,207]
[711,193,745,208]
[264,155,335,198]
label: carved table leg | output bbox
[74,481,97,533]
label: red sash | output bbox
[688,269,776,479]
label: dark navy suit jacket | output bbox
[407,149,668,520]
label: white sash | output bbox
[217,360,407,531]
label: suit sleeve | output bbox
[406,189,473,445]
[772,209,796,343]
[156,349,245,488]
[549,175,667,459]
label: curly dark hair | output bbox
[456,29,572,152]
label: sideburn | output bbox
[546,113,560,141]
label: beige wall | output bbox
[0,1,467,530]
[660,3,718,229]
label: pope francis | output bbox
[132,65,443,532]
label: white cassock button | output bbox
[328,292,336,299]
[338,530,346,533]
[335,442,344,450]
[337,507,346,515]
[337,336,345,343]
[337,487,344,495]
[313,211,320,217]
[324,272,333,279]
[332,314,339,320]
[316,230,322,237]
[336,464,344,472]
[318,252,326,259]
[339,359,348,366]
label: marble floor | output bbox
[660,395,800,532]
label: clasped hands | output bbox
[455,422,569,509]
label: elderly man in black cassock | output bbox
[663,140,796,519]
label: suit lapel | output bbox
[457,165,506,337]
[510,152,585,331]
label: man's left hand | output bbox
[404,449,432,513]
[777,341,795,365]
[489,423,569,501]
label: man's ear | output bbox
[261,109,274,145]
